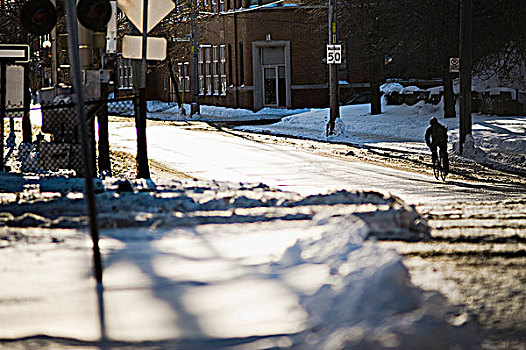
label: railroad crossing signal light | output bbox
[21,0,58,36]
[77,0,112,32]
[20,0,112,35]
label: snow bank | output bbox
[0,178,479,348]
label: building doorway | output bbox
[263,65,286,107]
[252,41,291,111]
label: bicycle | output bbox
[432,148,448,181]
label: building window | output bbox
[211,0,216,12]
[118,58,133,90]
[219,0,224,12]
[163,75,169,91]
[205,46,212,94]
[184,62,190,92]
[213,46,219,94]
[239,42,244,86]
[198,48,204,95]
[220,45,226,95]
[178,62,191,93]
[228,44,233,86]
[177,63,183,91]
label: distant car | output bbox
[343,91,370,105]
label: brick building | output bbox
[145,0,369,111]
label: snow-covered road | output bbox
[109,119,525,204]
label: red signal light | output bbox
[21,0,57,36]
[77,0,112,32]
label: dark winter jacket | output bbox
[425,123,448,148]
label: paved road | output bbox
[108,120,525,203]
[109,119,526,349]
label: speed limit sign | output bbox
[327,45,342,64]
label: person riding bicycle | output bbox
[425,117,449,175]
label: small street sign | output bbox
[326,44,342,65]
[0,44,30,63]
[449,57,460,73]
[0,65,24,108]
[117,0,175,34]
[122,35,167,60]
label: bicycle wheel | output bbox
[433,155,440,180]
[439,151,448,181]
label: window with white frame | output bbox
[219,0,224,12]
[118,58,133,89]
[205,46,212,94]
[211,0,216,12]
[198,48,204,94]
[177,63,183,91]
[213,46,219,95]
[183,62,190,92]
[220,45,226,95]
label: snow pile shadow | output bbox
[0,178,428,242]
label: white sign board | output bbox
[117,0,175,33]
[326,45,342,64]
[0,44,30,63]
[449,57,460,73]
[0,65,24,108]
[122,35,167,61]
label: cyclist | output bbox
[425,117,449,176]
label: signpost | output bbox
[326,0,340,136]
[117,0,174,178]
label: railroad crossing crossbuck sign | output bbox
[326,45,342,65]
[118,0,175,61]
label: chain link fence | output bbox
[2,95,137,177]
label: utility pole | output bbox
[0,62,6,172]
[63,0,105,340]
[326,0,340,136]
[459,0,472,154]
[50,0,57,85]
[190,1,200,116]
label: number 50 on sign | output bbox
[326,45,342,64]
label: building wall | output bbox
[156,5,369,110]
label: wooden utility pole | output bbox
[64,0,105,339]
[459,0,473,154]
[190,2,200,116]
[326,0,340,136]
